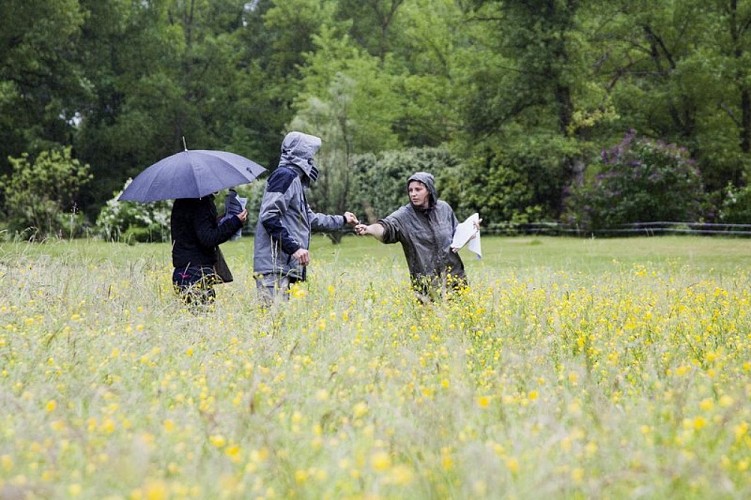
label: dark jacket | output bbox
[379,172,466,293]
[171,195,243,268]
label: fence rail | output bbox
[483,221,751,237]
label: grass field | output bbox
[1,235,750,498]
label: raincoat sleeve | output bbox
[221,190,243,219]
[378,206,409,244]
[378,205,414,243]
[193,201,242,248]
[219,191,244,241]
[307,205,345,231]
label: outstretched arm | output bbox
[355,223,385,242]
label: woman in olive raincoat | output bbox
[355,171,471,302]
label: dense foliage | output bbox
[719,182,751,225]
[95,180,173,244]
[1,0,751,238]
[564,130,705,232]
[351,147,462,223]
[0,148,92,239]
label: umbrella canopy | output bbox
[119,149,266,202]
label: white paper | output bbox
[238,196,248,210]
[451,213,482,259]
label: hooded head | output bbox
[407,171,437,209]
[279,131,321,183]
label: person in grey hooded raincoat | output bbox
[253,131,359,304]
[355,171,471,302]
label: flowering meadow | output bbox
[1,236,750,499]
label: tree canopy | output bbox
[2,0,750,233]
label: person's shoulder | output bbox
[268,164,297,178]
[387,203,412,218]
[435,200,455,213]
[380,204,413,227]
[266,166,299,193]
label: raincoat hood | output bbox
[279,131,321,182]
[407,171,437,208]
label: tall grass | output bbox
[1,236,749,498]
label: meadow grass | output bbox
[1,235,750,499]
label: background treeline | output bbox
[2,0,751,240]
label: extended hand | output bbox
[344,211,360,226]
[355,222,385,241]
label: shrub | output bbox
[564,130,705,232]
[455,133,580,227]
[352,147,461,222]
[719,182,751,224]
[0,147,92,240]
[95,179,172,242]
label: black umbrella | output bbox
[119,149,266,202]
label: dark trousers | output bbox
[172,266,217,306]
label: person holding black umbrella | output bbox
[117,145,265,308]
[171,195,248,307]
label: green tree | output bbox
[699,0,751,188]
[294,25,404,154]
[0,0,86,179]
[0,147,92,240]
[249,0,336,161]
[387,0,465,147]
[455,0,597,223]
[592,0,751,193]
[335,0,405,61]
[460,0,589,139]
[74,1,254,212]
[290,74,358,243]
[225,0,288,169]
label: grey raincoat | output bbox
[379,172,466,296]
[253,132,346,281]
